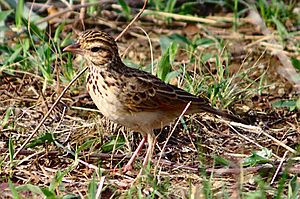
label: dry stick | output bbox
[36,2,101,25]
[0,148,126,159]
[227,123,277,156]
[207,15,253,23]
[229,122,296,155]
[96,176,106,198]
[12,0,149,159]
[113,5,249,25]
[155,102,191,175]
[205,163,300,176]
[271,151,289,185]
[13,67,88,159]
[119,7,217,25]
[135,26,154,74]
[205,164,274,175]
[79,0,86,30]
[257,128,296,154]
[115,0,148,41]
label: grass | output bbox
[1,0,300,198]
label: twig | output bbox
[271,151,289,184]
[135,26,154,74]
[12,66,88,159]
[228,122,297,154]
[115,0,148,41]
[258,128,297,154]
[205,164,274,175]
[0,148,126,159]
[155,102,191,175]
[96,176,106,199]
[119,8,217,25]
[79,0,86,30]
[228,123,273,151]
[36,2,101,25]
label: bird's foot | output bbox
[122,163,133,173]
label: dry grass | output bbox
[1,1,300,198]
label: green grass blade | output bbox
[15,0,24,29]
[165,0,176,13]
[0,10,13,22]
[118,0,131,19]
[157,41,178,81]
[5,47,22,65]
[9,137,14,165]
[88,173,97,199]
[8,179,20,199]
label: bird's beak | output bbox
[63,42,83,54]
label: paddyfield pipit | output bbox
[63,29,246,172]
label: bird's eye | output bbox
[91,47,101,52]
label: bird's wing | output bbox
[118,69,209,113]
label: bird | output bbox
[63,29,247,172]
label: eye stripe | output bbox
[86,38,114,48]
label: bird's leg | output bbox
[123,135,146,172]
[134,132,155,180]
[142,132,155,169]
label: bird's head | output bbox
[63,29,119,66]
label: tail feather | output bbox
[196,104,248,124]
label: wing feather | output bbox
[118,68,209,112]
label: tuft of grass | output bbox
[122,170,170,198]
[257,0,297,26]
[117,0,132,19]
[157,36,179,82]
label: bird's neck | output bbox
[89,55,125,74]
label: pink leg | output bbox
[142,134,155,168]
[135,133,155,178]
[123,136,146,172]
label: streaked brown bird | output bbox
[64,29,246,172]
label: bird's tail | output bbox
[196,104,248,124]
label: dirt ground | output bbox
[1,1,300,198]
